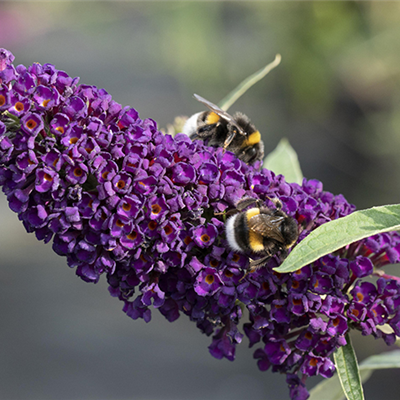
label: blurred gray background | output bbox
[1,2,400,399]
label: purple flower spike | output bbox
[3,48,400,400]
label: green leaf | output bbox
[275,204,400,273]
[309,350,400,400]
[360,350,400,369]
[309,371,371,400]
[218,54,281,111]
[263,138,303,184]
[333,334,364,400]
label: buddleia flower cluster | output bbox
[1,48,400,400]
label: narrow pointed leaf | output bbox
[263,138,303,184]
[360,350,400,369]
[275,204,400,273]
[309,350,400,400]
[333,334,364,400]
[218,54,281,111]
[309,371,371,400]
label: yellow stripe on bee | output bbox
[206,112,220,125]
[246,208,260,220]
[249,231,265,252]
[246,208,264,252]
[241,130,261,148]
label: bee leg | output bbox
[249,255,271,269]
[239,255,271,281]
[235,197,261,211]
[215,197,261,218]
[279,247,289,260]
[223,129,237,150]
[214,208,238,217]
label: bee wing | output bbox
[193,94,245,136]
[248,214,285,243]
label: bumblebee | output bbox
[225,197,298,275]
[182,94,264,165]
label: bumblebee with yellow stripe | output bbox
[182,94,264,165]
[225,197,298,275]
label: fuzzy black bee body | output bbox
[183,94,264,165]
[225,197,298,273]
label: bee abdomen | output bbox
[182,112,203,137]
[226,213,249,253]
[226,209,265,254]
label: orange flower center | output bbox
[184,236,192,245]
[232,254,240,262]
[148,221,157,231]
[44,173,53,182]
[205,274,214,285]
[292,298,302,306]
[127,231,138,240]
[74,167,83,177]
[210,259,219,268]
[164,225,173,235]
[201,234,210,243]
[291,280,300,289]
[15,102,24,112]
[351,309,360,317]
[116,180,125,189]
[122,202,131,212]
[151,204,162,215]
[26,119,37,130]
[309,358,318,367]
